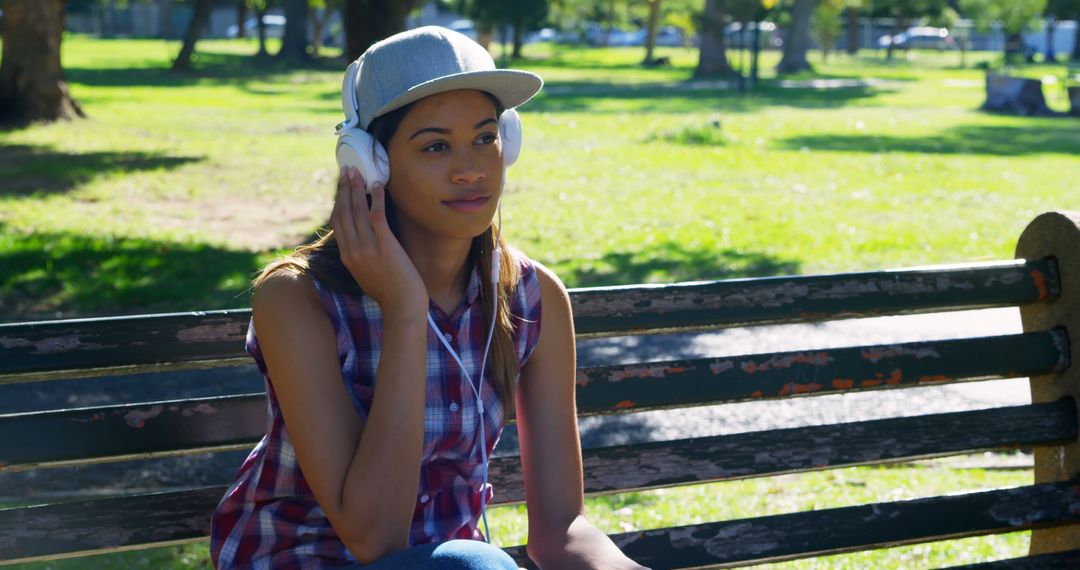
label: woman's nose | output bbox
[450,153,486,184]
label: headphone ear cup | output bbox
[336,127,390,187]
[498,108,522,168]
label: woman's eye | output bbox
[477,133,497,145]
[423,141,449,152]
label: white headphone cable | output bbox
[426,204,503,543]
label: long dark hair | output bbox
[255,93,522,414]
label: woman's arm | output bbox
[516,263,648,570]
[253,169,432,563]
[253,273,427,564]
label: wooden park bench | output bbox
[2,210,1080,568]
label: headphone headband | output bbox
[339,60,362,132]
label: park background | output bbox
[1,0,1079,567]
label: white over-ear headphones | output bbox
[334,60,523,186]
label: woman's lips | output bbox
[443,196,490,212]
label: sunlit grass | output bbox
[2,37,1078,319]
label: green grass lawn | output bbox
[1,37,1077,319]
[1,37,1074,567]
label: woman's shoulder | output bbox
[512,250,567,303]
[251,269,326,326]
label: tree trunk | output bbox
[311,2,337,58]
[776,0,815,73]
[958,32,967,68]
[845,7,859,55]
[343,0,413,62]
[1004,31,1023,62]
[0,0,84,125]
[277,0,311,62]
[236,0,247,39]
[512,17,524,58]
[171,0,214,72]
[885,19,903,61]
[477,21,495,50]
[695,0,735,77]
[255,4,269,57]
[1074,24,1080,61]
[643,0,661,64]
[1044,18,1056,63]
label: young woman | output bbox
[210,27,647,570]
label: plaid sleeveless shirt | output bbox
[210,256,542,568]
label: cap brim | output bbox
[367,69,543,128]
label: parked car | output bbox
[582,25,688,47]
[445,19,477,41]
[226,15,286,39]
[877,26,953,50]
[524,27,559,44]
[654,26,686,47]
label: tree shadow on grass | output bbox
[777,122,1080,156]
[0,225,264,321]
[556,240,801,289]
[63,52,343,89]
[0,143,202,196]
[525,79,892,114]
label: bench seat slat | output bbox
[4,481,1079,567]
[0,260,1059,384]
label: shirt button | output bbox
[443,332,453,343]
[449,402,459,413]
[420,494,430,503]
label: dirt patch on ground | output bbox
[144,167,339,251]
[141,193,331,251]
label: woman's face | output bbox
[385,89,504,245]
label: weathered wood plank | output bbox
[6,481,1077,566]
[0,259,1058,384]
[1,403,1074,563]
[946,548,1080,568]
[502,481,1080,569]
[1,330,1067,471]
[0,310,252,384]
[571,258,1059,335]
[4,400,1072,496]
[0,394,265,471]
[491,401,1077,503]
[0,486,223,565]
[574,330,1068,414]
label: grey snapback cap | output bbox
[354,26,543,129]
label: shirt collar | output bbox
[465,262,483,306]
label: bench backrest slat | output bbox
[6,476,1079,566]
[3,398,1073,502]
[504,480,1080,568]
[0,259,1057,384]
[573,258,1059,335]
[0,332,1067,471]
[494,401,1077,503]
[575,330,1067,413]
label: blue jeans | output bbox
[358,540,519,570]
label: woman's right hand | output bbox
[331,167,428,321]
